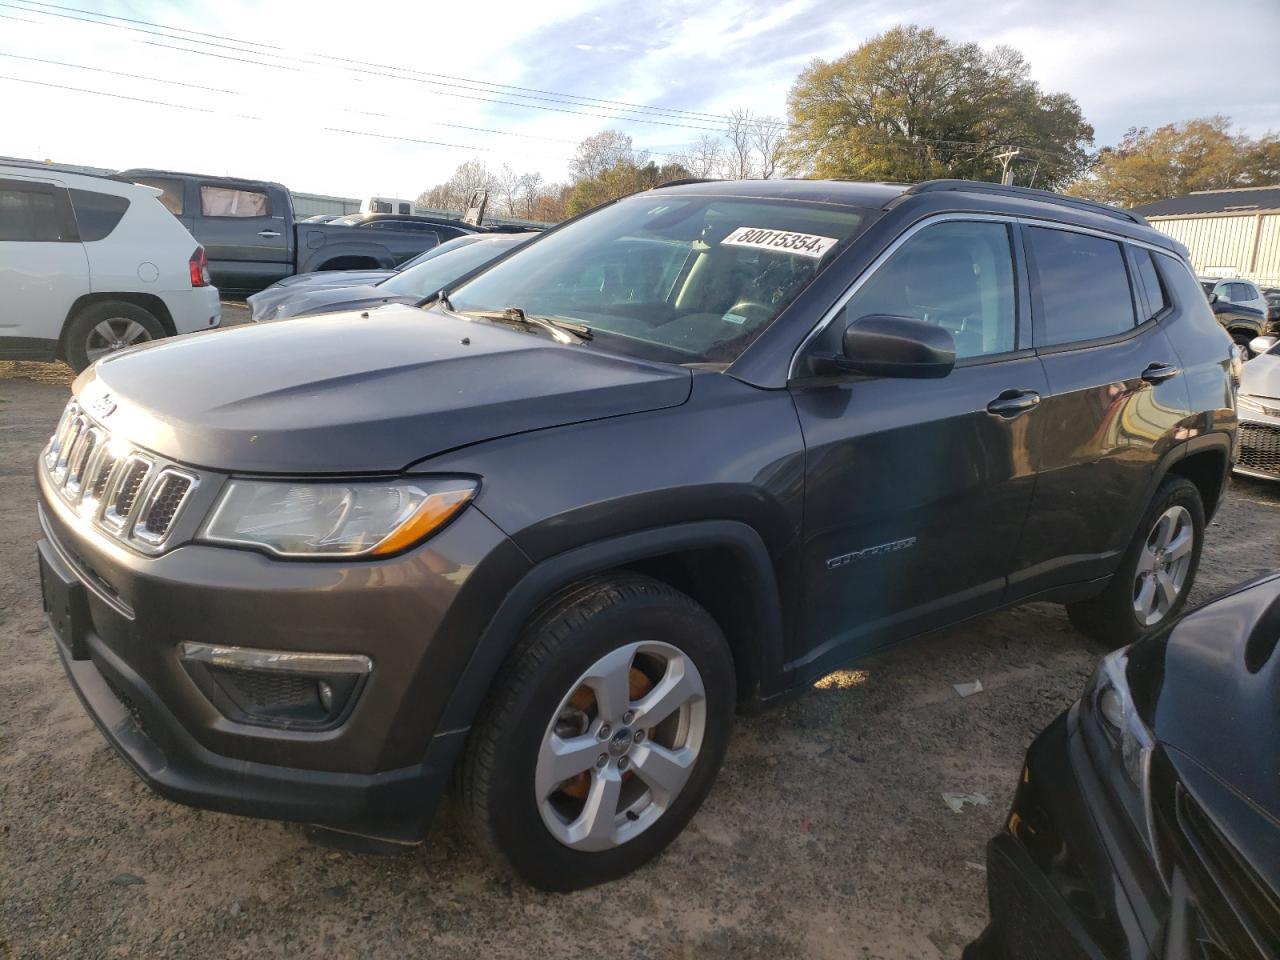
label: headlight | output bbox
[200,477,476,557]
[1088,649,1159,859]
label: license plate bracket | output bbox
[38,541,90,660]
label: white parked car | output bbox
[1201,276,1270,318]
[0,164,221,371]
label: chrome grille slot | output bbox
[64,426,102,499]
[102,455,153,531]
[86,447,119,502]
[133,470,196,545]
[51,415,86,484]
[46,401,80,468]
[41,397,204,553]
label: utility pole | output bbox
[993,148,1020,185]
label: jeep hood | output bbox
[76,303,691,473]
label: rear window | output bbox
[69,189,130,241]
[1026,227,1136,346]
[1130,247,1168,321]
[0,184,73,242]
[200,185,270,218]
[135,177,184,216]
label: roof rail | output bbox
[902,179,1147,226]
[653,177,722,189]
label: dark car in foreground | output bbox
[968,574,1280,960]
[247,233,536,322]
[35,178,1235,890]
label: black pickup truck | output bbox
[114,168,476,295]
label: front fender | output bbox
[433,520,787,738]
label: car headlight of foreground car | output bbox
[200,477,477,558]
[1085,649,1161,864]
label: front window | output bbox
[448,195,869,364]
[380,238,519,298]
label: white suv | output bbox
[0,164,221,371]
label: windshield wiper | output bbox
[462,306,593,343]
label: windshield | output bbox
[448,194,869,364]
[378,237,526,298]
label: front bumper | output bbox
[36,468,529,842]
[966,705,1167,960]
[1234,402,1280,481]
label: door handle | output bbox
[257,230,282,238]
[987,389,1041,417]
[1141,362,1181,384]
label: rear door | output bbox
[194,180,290,289]
[790,217,1047,665]
[1006,226,1189,600]
[0,176,89,352]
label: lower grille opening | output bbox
[1238,423,1280,477]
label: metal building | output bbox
[289,191,361,218]
[1132,187,1280,288]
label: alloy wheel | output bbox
[85,318,153,362]
[1132,504,1195,626]
[534,640,706,852]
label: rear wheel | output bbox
[1067,476,1204,646]
[64,301,165,372]
[458,573,735,890]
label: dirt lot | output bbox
[2,306,1278,959]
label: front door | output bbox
[195,180,290,289]
[789,218,1045,670]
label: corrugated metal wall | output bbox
[1150,213,1280,287]
[290,192,361,217]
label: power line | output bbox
[0,73,574,163]
[0,50,243,95]
[5,0,729,126]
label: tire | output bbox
[64,301,166,373]
[1066,476,1205,646]
[458,572,735,891]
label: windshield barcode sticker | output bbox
[721,227,838,259]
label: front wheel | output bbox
[1067,476,1205,646]
[458,573,735,890]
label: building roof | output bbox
[1131,186,1280,218]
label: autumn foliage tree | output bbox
[784,25,1094,188]
[1067,117,1280,207]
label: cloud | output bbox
[0,0,1275,199]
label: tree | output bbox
[784,26,1093,188]
[724,108,756,179]
[1243,134,1280,186]
[1066,117,1250,206]
[751,115,787,179]
[672,134,725,179]
[416,159,500,212]
[563,130,690,216]
[495,163,523,217]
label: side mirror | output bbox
[812,314,956,379]
[1209,293,1220,304]
[1249,335,1276,357]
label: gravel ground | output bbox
[2,305,1278,959]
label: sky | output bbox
[2,0,1278,200]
